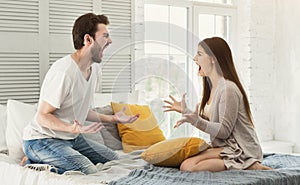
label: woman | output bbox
[163,37,271,172]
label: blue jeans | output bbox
[23,134,119,174]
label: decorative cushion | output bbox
[0,104,7,153]
[94,105,122,150]
[6,100,37,162]
[141,137,210,167]
[111,102,166,153]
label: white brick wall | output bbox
[237,0,300,151]
[237,0,276,142]
[273,0,300,153]
[236,0,251,93]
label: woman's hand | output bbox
[174,104,201,128]
[113,106,140,124]
[71,119,104,134]
[163,93,191,114]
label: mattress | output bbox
[2,152,300,185]
[0,150,147,185]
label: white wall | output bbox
[236,0,276,142]
[273,0,300,152]
[237,0,300,152]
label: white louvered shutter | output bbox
[0,0,134,105]
[100,0,134,93]
[49,0,93,35]
[100,54,132,93]
[0,0,39,33]
[0,0,39,104]
[48,0,94,68]
[102,0,132,38]
[0,52,40,104]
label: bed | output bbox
[1,152,300,185]
[1,100,300,185]
[109,153,300,185]
[0,150,147,185]
[0,99,148,185]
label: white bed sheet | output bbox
[0,150,146,185]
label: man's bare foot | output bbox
[246,162,272,170]
[20,156,28,166]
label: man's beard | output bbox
[91,42,102,64]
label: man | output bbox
[22,13,139,174]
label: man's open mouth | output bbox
[103,43,109,50]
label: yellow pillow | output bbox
[111,102,166,153]
[141,137,210,167]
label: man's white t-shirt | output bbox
[23,55,100,140]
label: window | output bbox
[140,1,236,140]
[136,4,190,138]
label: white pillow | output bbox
[0,104,7,152]
[6,100,36,162]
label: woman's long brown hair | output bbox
[199,37,254,126]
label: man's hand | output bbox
[71,119,104,134]
[113,107,140,124]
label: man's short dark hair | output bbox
[72,13,109,50]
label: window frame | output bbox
[143,1,192,138]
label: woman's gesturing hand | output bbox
[174,104,201,128]
[71,119,104,134]
[163,93,192,114]
[163,93,185,113]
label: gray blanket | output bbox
[109,154,300,185]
